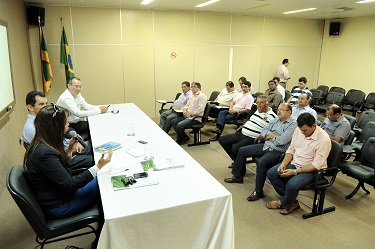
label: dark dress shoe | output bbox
[224,176,243,183]
[210,128,221,134]
[209,135,220,141]
[178,136,190,145]
[247,191,264,202]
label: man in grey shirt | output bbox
[224,103,297,204]
[320,104,351,144]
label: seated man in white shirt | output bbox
[159,81,192,133]
[272,76,285,101]
[56,77,109,138]
[209,81,237,119]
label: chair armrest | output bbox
[313,167,339,189]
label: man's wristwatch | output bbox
[293,169,297,176]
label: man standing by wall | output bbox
[276,58,290,88]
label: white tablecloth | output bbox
[89,103,234,249]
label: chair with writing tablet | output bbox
[157,93,182,114]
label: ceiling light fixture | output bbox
[283,8,317,14]
[141,0,154,5]
[196,0,220,8]
[356,0,375,3]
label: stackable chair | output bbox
[207,91,220,102]
[339,137,375,199]
[301,141,342,219]
[361,92,375,111]
[157,92,182,114]
[353,110,375,137]
[313,92,345,113]
[329,86,346,96]
[342,114,356,129]
[309,88,323,107]
[6,165,103,249]
[188,103,211,147]
[317,85,329,99]
[342,89,365,116]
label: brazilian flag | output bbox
[41,29,53,94]
[60,26,74,84]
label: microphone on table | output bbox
[69,130,86,147]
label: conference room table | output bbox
[88,103,234,249]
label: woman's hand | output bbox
[97,149,113,169]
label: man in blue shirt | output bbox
[159,81,192,133]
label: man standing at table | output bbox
[172,82,207,145]
[56,77,109,137]
[159,81,192,133]
[276,58,290,88]
[266,113,331,215]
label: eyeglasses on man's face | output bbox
[70,84,83,89]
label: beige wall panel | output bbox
[231,15,264,45]
[43,7,72,44]
[154,10,194,44]
[72,7,121,44]
[194,46,229,96]
[123,46,155,117]
[154,46,194,113]
[232,46,262,92]
[73,45,124,105]
[122,9,153,45]
[261,47,321,92]
[263,18,323,47]
[319,16,375,94]
[195,12,230,45]
[0,0,35,193]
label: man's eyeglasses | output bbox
[71,84,83,89]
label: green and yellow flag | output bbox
[41,29,53,94]
[60,26,74,83]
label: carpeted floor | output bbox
[1,114,374,249]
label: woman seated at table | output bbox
[23,103,112,219]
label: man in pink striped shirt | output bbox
[266,113,331,215]
[210,81,254,141]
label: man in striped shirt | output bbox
[224,103,297,203]
[219,95,277,167]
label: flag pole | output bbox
[38,16,45,93]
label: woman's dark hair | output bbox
[24,103,71,169]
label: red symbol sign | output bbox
[171,52,177,59]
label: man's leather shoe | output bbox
[209,135,220,141]
[280,201,300,215]
[210,128,221,135]
[178,136,190,145]
[266,200,283,209]
[247,191,264,202]
[224,176,243,183]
